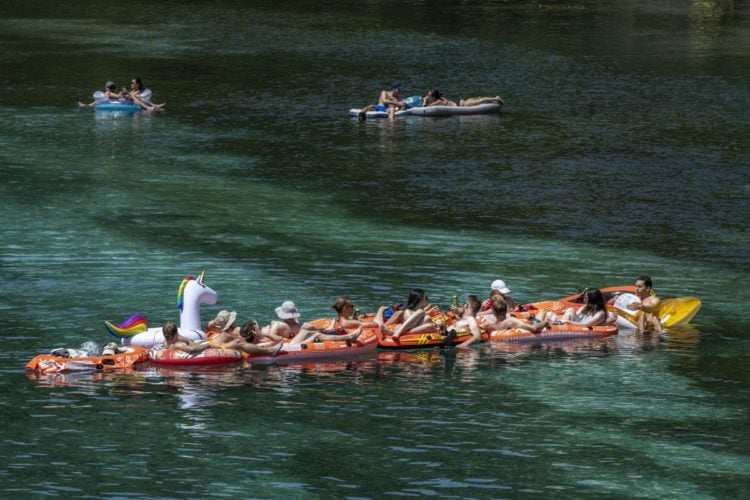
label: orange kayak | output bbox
[489,323,618,343]
[244,324,379,364]
[148,346,243,366]
[25,346,148,374]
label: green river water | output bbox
[0,0,749,497]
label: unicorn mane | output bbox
[177,276,194,312]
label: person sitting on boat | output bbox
[161,321,214,354]
[209,320,283,355]
[77,81,125,108]
[357,81,405,121]
[125,77,165,111]
[484,298,550,333]
[442,295,484,348]
[537,288,614,327]
[422,89,503,108]
[332,295,391,332]
[478,279,518,314]
[628,275,662,333]
[391,288,446,339]
[261,300,361,344]
[207,309,238,336]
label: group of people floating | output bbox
[160,275,662,355]
[358,81,504,121]
[78,77,166,111]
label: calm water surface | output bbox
[1,0,749,497]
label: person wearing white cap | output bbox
[258,300,362,345]
[479,279,518,314]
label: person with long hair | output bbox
[538,288,612,327]
[391,288,445,339]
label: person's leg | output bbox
[393,310,426,338]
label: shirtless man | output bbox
[358,81,405,121]
[442,295,484,348]
[628,275,662,333]
[485,299,550,333]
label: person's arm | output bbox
[564,310,606,327]
[456,317,482,348]
[171,342,210,354]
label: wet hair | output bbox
[427,89,442,101]
[133,77,144,92]
[492,298,508,318]
[162,321,178,339]
[239,320,258,342]
[581,288,606,316]
[635,275,653,289]
[331,295,353,314]
[405,288,427,310]
[465,294,481,315]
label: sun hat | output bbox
[491,279,511,294]
[105,81,115,89]
[212,310,237,331]
[275,300,301,320]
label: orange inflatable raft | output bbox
[489,323,618,343]
[26,346,148,374]
[378,328,490,349]
[523,285,635,316]
[244,324,379,364]
[148,345,243,366]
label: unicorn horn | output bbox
[197,269,206,285]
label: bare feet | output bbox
[346,326,363,342]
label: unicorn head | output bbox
[177,270,217,331]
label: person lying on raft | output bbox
[207,309,238,336]
[536,288,615,327]
[257,300,362,345]
[442,295,484,348]
[210,320,283,356]
[331,295,392,333]
[162,321,215,354]
[124,77,165,111]
[484,298,551,333]
[78,80,125,108]
[422,89,503,107]
[391,288,446,339]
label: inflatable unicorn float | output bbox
[104,271,217,348]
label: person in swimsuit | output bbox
[442,295,484,348]
[209,320,283,355]
[537,288,611,327]
[478,279,518,313]
[78,81,125,108]
[422,89,503,108]
[161,321,213,354]
[484,299,550,333]
[331,295,390,331]
[358,81,405,121]
[263,300,362,345]
[391,288,445,339]
[124,77,165,111]
[628,275,662,333]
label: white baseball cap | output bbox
[491,279,511,294]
